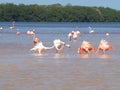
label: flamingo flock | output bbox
[29,26,112,55]
[30,29,112,55]
[0,22,113,56]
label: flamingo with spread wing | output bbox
[68,30,80,41]
[30,42,54,54]
[53,39,71,53]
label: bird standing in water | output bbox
[96,39,112,54]
[53,39,71,53]
[78,41,95,54]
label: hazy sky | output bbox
[0,0,119,10]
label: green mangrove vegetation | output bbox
[0,3,120,22]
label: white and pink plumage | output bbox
[96,39,112,54]
[9,21,15,30]
[30,39,70,54]
[30,42,54,54]
[53,39,70,53]
[78,41,95,54]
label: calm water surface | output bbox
[0,22,120,90]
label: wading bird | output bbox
[68,32,73,41]
[68,30,80,41]
[0,27,3,30]
[30,42,54,54]
[78,41,95,54]
[32,33,39,45]
[33,37,39,45]
[89,26,94,34]
[105,33,110,37]
[16,31,21,35]
[96,39,112,54]
[53,39,70,53]
[72,31,80,40]
[9,21,15,30]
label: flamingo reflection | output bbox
[97,54,111,58]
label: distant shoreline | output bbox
[0,3,120,22]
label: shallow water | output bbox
[0,22,120,90]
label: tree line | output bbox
[0,3,120,22]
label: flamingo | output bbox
[96,39,112,54]
[30,42,54,54]
[32,32,39,45]
[78,41,95,54]
[30,30,35,35]
[16,31,21,35]
[33,37,39,45]
[9,21,15,30]
[72,30,80,40]
[0,27,3,30]
[26,30,35,36]
[67,30,75,41]
[89,26,94,34]
[26,30,31,35]
[53,39,70,53]
[68,32,73,41]
[105,33,110,37]
[68,30,80,41]
[26,30,38,45]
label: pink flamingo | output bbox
[72,31,80,40]
[78,41,95,54]
[33,37,39,45]
[53,39,70,53]
[26,30,38,45]
[9,21,15,30]
[16,31,21,35]
[105,33,110,37]
[26,30,31,35]
[30,42,54,54]
[32,33,39,45]
[68,30,80,41]
[68,32,73,41]
[26,30,35,36]
[96,39,112,54]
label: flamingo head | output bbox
[33,37,39,44]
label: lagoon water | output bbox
[0,22,120,90]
